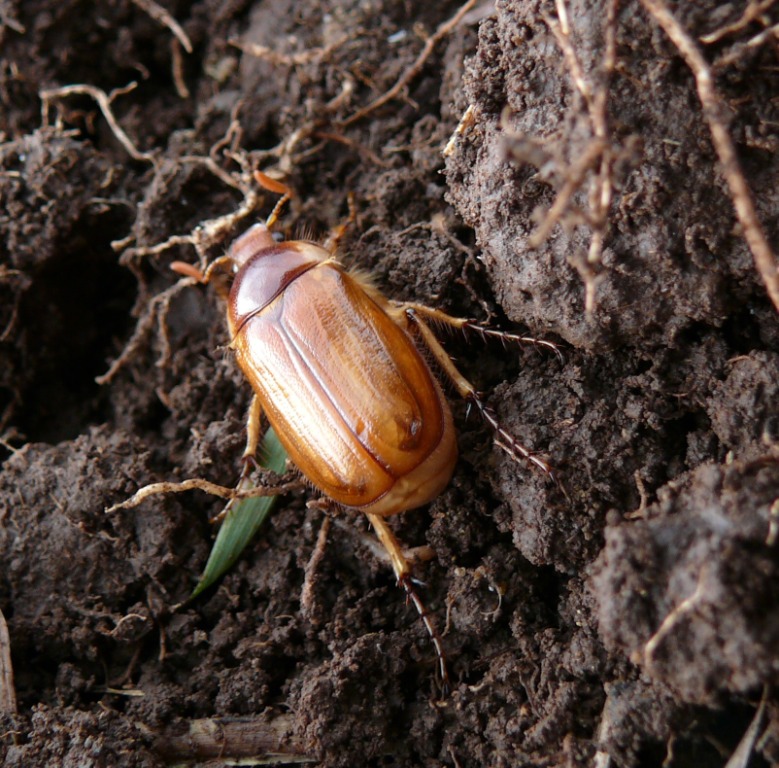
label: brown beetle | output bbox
[128,174,557,690]
[227,223,459,516]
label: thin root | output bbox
[106,476,304,513]
[130,0,192,53]
[40,82,156,165]
[339,0,477,127]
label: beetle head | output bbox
[229,223,277,269]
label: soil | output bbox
[1,1,779,766]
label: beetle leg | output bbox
[201,394,264,525]
[240,394,264,478]
[393,301,562,359]
[404,308,556,481]
[204,395,266,524]
[324,192,357,253]
[365,512,450,694]
[253,171,292,229]
[170,255,235,285]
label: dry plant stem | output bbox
[0,608,16,714]
[171,39,190,99]
[149,714,309,762]
[313,131,389,168]
[232,35,348,67]
[0,6,25,34]
[641,0,779,314]
[726,689,768,768]
[40,83,156,165]
[528,138,605,248]
[339,0,477,127]
[120,180,259,268]
[98,170,262,384]
[100,124,313,383]
[106,477,305,513]
[130,0,192,53]
[767,498,779,547]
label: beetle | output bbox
[121,172,558,691]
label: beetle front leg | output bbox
[365,512,450,694]
[403,308,557,481]
[323,193,357,254]
[240,394,264,478]
[206,394,266,524]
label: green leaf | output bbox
[190,428,288,598]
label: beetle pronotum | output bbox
[114,172,558,691]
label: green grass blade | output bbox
[190,428,288,598]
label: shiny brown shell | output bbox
[227,235,457,515]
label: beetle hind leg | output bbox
[366,512,450,694]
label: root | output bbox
[106,476,304,513]
[40,82,156,165]
[641,0,779,314]
[339,0,478,127]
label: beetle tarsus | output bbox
[367,512,450,695]
[468,395,556,480]
[398,573,451,695]
[460,321,564,362]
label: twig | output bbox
[171,39,190,99]
[339,0,477,127]
[537,0,619,312]
[300,516,331,622]
[546,0,595,109]
[713,21,779,71]
[528,138,606,248]
[0,6,25,35]
[231,35,348,67]
[641,0,779,314]
[149,714,311,762]
[724,687,768,768]
[95,280,189,385]
[767,498,779,547]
